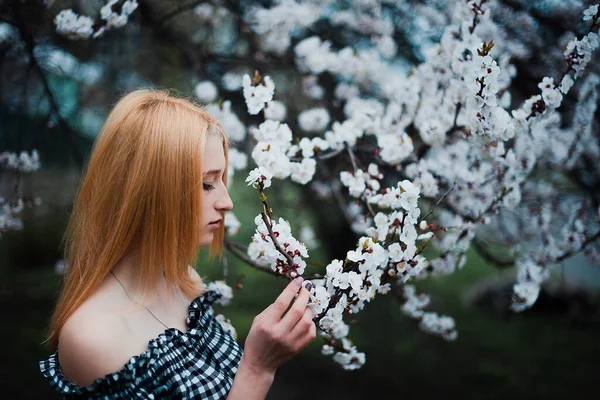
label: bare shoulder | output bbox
[58,305,129,387]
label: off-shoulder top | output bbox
[39,291,243,399]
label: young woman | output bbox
[39,89,316,399]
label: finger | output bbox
[266,277,304,321]
[290,306,315,338]
[299,319,317,350]
[308,318,317,339]
[280,283,311,331]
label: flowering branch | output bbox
[223,239,283,278]
[554,229,600,264]
[418,183,456,225]
[54,0,138,40]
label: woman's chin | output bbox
[198,232,214,248]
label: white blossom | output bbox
[298,108,331,132]
[264,100,287,121]
[222,72,244,91]
[215,314,237,339]
[206,280,234,306]
[399,180,420,211]
[374,35,397,59]
[511,282,541,312]
[243,74,275,115]
[224,212,241,236]
[246,167,273,189]
[378,133,414,165]
[54,9,94,40]
[206,101,246,142]
[194,80,218,103]
[583,5,599,21]
[290,157,317,184]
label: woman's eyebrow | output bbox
[202,169,222,177]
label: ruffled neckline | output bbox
[40,290,223,394]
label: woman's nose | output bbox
[216,189,233,211]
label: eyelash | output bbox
[203,183,216,191]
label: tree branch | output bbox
[224,238,283,278]
[554,229,600,264]
[158,0,206,24]
[472,237,515,268]
[14,17,84,166]
[419,182,456,224]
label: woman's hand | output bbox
[242,277,317,375]
[227,277,316,399]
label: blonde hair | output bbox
[46,89,229,349]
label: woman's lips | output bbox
[208,219,222,228]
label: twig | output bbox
[14,19,84,166]
[346,145,359,172]
[260,212,296,273]
[224,238,283,278]
[554,229,600,263]
[345,145,376,217]
[321,337,352,354]
[303,273,325,280]
[257,184,297,276]
[289,148,344,162]
[333,183,354,226]
[419,182,456,224]
[472,237,514,268]
[361,194,376,218]
[158,0,206,23]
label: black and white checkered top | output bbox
[39,290,243,399]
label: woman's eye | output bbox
[203,183,216,191]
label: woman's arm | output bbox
[226,356,275,399]
[227,277,316,399]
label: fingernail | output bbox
[293,277,304,286]
[305,282,312,291]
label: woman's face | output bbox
[198,134,233,247]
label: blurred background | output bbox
[1,0,600,399]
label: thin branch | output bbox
[361,194,376,218]
[224,238,283,278]
[15,19,84,165]
[225,238,324,281]
[256,183,300,275]
[472,237,515,268]
[260,212,296,271]
[452,102,462,128]
[554,229,600,263]
[332,183,354,226]
[321,337,352,354]
[317,149,344,160]
[344,145,376,217]
[137,0,201,67]
[158,0,206,23]
[418,182,456,224]
[289,148,344,163]
[346,145,359,172]
[303,273,325,280]
[446,103,466,137]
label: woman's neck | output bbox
[110,250,166,300]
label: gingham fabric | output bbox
[40,290,243,399]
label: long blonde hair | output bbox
[47,89,229,349]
